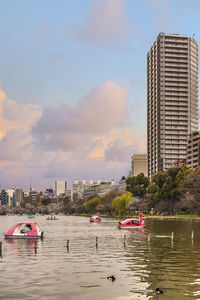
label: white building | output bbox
[6,187,24,206]
[55,180,67,196]
[6,188,16,206]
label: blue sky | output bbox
[0,0,199,190]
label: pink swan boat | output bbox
[4,221,44,239]
[118,213,145,229]
[89,213,101,222]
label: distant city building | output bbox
[147,32,199,179]
[72,179,88,196]
[83,180,115,199]
[55,180,67,196]
[71,179,116,200]
[6,187,23,206]
[45,188,54,194]
[131,154,147,177]
[0,190,8,205]
[187,131,200,168]
[6,187,16,206]
[29,186,38,197]
[15,188,23,206]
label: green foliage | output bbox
[85,197,101,212]
[41,198,51,206]
[112,192,132,217]
[147,166,193,214]
[126,173,149,198]
[182,167,200,215]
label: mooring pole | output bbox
[67,239,69,250]
[124,235,126,243]
[148,234,151,242]
[0,241,2,257]
[96,237,98,248]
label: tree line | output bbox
[85,165,200,216]
[1,165,200,216]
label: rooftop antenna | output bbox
[30,177,32,191]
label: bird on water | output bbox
[107,276,116,281]
[155,288,164,294]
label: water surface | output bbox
[0,216,200,299]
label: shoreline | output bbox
[77,213,200,220]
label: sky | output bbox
[0,0,199,191]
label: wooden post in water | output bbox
[0,241,2,257]
[67,240,69,250]
[171,232,174,240]
[34,240,37,254]
[191,230,194,240]
[96,237,98,248]
[123,234,126,248]
[148,234,151,242]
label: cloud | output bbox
[0,89,41,138]
[0,129,32,162]
[43,156,130,185]
[185,0,200,10]
[105,139,139,162]
[144,0,174,31]
[32,80,129,151]
[36,22,55,40]
[51,52,64,62]
[69,0,135,45]
[0,83,146,191]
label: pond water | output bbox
[0,215,200,299]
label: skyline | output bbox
[0,0,200,190]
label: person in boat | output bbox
[21,224,32,234]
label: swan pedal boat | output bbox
[89,215,101,222]
[4,221,44,239]
[118,213,145,229]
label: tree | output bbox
[100,189,123,213]
[41,197,51,206]
[126,173,149,198]
[112,192,132,217]
[147,166,193,214]
[85,197,101,212]
[182,167,200,215]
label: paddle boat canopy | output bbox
[89,213,101,222]
[4,221,44,239]
[118,213,145,229]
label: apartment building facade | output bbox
[147,32,198,178]
[131,154,147,177]
[187,131,200,168]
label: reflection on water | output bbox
[1,216,200,299]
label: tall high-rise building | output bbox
[147,32,198,178]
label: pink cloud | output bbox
[69,0,135,44]
[0,83,147,191]
[0,89,41,138]
[0,129,32,161]
[105,139,139,162]
[32,80,129,151]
